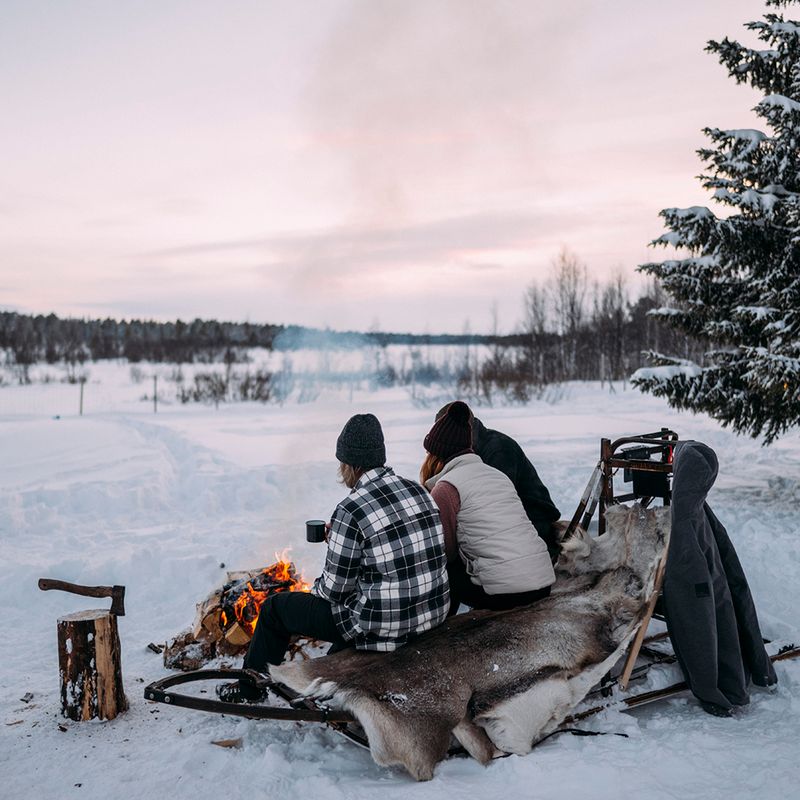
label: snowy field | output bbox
[1,373,799,800]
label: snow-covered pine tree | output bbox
[633,0,800,443]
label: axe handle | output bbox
[38,578,116,600]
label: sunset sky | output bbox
[1,0,764,334]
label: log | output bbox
[191,589,222,640]
[57,609,128,721]
[223,621,251,647]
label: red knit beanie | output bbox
[423,401,474,461]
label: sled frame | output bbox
[564,428,678,690]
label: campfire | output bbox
[163,556,312,670]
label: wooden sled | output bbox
[143,428,798,752]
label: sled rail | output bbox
[144,669,355,724]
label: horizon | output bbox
[1,0,763,334]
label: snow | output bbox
[2,368,799,799]
[631,364,704,381]
[759,94,800,114]
[715,188,782,214]
[766,21,800,36]
[734,306,778,321]
[646,306,683,317]
[723,128,767,155]
[668,206,714,220]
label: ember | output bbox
[221,559,311,638]
[163,557,311,671]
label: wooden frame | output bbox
[565,429,678,690]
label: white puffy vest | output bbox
[427,453,555,594]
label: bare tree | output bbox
[520,279,551,387]
[549,248,588,379]
[592,269,629,384]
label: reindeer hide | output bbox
[272,503,670,780]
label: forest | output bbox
[0,252,704,400]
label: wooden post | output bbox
[57,609,128,721]
[79,379,84,416]
[153,375,158,414]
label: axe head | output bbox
[110,585,126,616]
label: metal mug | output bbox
[306,519,327,543]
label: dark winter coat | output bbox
[472,418,561,558]
[663,441,777,710]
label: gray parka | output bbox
[664,441,777,710]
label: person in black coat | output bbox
[435,405,562,560]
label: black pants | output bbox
[243,591,349,671]
[447,558,551,613]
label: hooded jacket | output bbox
[664,441,777,709]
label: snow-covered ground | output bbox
[1,373,798,800]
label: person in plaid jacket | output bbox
[221,413,449,702]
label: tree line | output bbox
[0,312,494,370]
[1,257,704,395]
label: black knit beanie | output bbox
[336,413,386,468]
[424,401,473,461]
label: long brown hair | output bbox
[338,462,365,489]
[419,452,447,485]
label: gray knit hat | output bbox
[336,413,386,468]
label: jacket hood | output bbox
[472,417,487,446]
[671,440,718,511]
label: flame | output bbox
[221,559,312,637]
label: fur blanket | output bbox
[272,503,670,780]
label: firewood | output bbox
[57,609,128,721]
[200,609,223,640]
[165,561,307,670]
[223,621,251,647]
[225,569,261,584]
[192,590,222,639]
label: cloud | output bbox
[140,210,564,278]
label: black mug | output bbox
[306,519,327,543]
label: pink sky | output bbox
[0,0,764,333]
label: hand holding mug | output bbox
[306,519,327,543]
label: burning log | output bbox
[164,559,312,671]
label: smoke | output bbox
[303,1,567,225]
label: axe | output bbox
[38,578,126,616]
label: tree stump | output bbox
[57,609,128,721]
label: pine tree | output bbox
[633,0,800,443]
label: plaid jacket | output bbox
[313,466,450,651]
